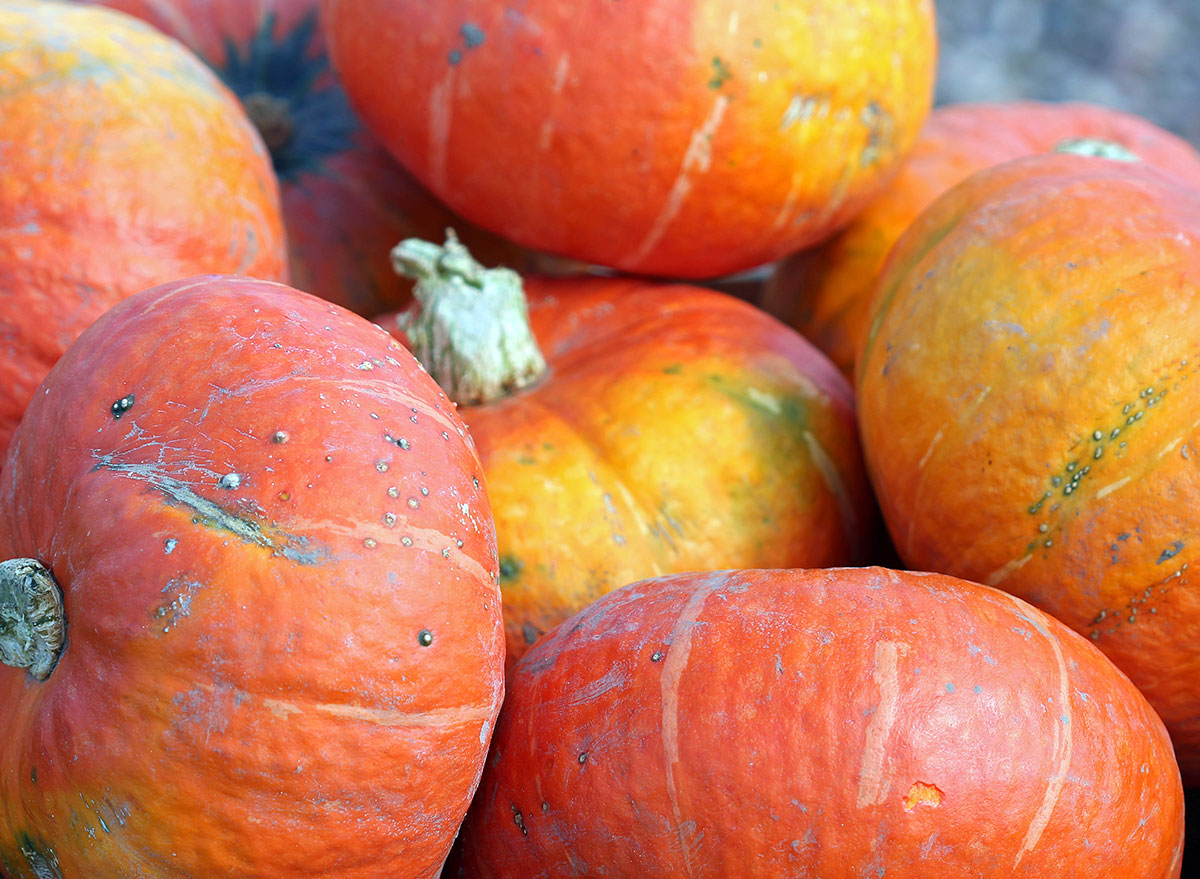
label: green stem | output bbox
[1054,138,1140,163]
[390,230,548,406]
[0,559,65,681]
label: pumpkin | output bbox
[377,236,876,667]
[0,276,504,877]
[76,0,551,317]
[761,100,1200,378]
[856,151,1200,784]
[321,0,938,278]
[0,1,286,463]
[457,567,1185,877]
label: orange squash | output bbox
[763,101,1200,377]
[0,2,286,461]
[322,0,937,278]
[0,275,504,878]
[79,0,545,316]
[378,236,876,666]
[459,567,1184,877]
[857,151,1200,783]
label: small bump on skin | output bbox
[271,430,289,444]
[376,461,389,472]
[363,538,377,549]
[383,513,397,527]
[418,629,433,646]
[408,498,420,509]
[387,487,399,498]
[218,472,242,490]
[401,536,413,547]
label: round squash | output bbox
[0,1,286,463]
[378,237,876,666]
[0,276,504,877]
[458,567,1185,877]
[321,0,937,278]
[857,151,1200,784]
[762,100,1200,378]
[78,0,545,316]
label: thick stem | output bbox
[0,559,65,680]
[1054,138,1140,163]
[391,230,548,406]
[243,90,295,155]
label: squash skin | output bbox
[0,276,504,878]
[857,152,1200,784]
[79,0,538,317]
[378,277,875,666]
[0,1,286,463]
[459,567,1184,878]
[321,0,937,278]
[762,101,1200,378]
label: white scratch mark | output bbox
[916,428,945,471]
[985,551,1034,586]
[1007,597,1073,869]
[857,640,908,808]
[1095,475,1132,500]
[428,67,457,194]
[627,95,730,267]
[660,578,722,877]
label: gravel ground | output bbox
[935,0,1200,147]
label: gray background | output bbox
[936,0,1200,147]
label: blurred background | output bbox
[936,0,1200,146]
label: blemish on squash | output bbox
[218,472,242,490]
[418,629,433,647]
[499,555,523,583]
[164,537,177,554]
[15,830,63,878]
[521,622,542,646]
[708,56,733,89]
[271,430,289,443]
[902,781,943,811]
[110,393,135,419]
[1157,541,1183,564]
[511,804,527,836]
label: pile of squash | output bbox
[0,1,1196,876]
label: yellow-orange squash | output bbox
[857,151,1200,783]
[763,101,1200,377]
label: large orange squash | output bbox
[0,2,286,462]
[322,0,937,278]
[78,0,543,316]
[378,237,876,666]
[762,101,1200,377]
[458,567,1185,877]
[0,276,504,877]
[857,151,1200,783]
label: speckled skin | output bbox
[0,277,504,877]
[321,0,938,278]
[378,277,876,668]
[458,567,1184,877]
[0,1,286,463]
[80,0,542,317]
[762,100,1200,378]
[857,152,1200,784]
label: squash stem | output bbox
[1054,138,1140,162]
[0,558,64,681]
[391,230,547,406]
